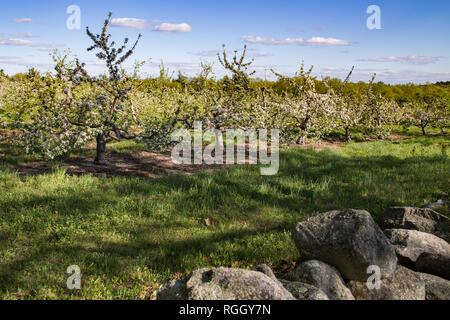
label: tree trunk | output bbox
[344,127,352,142]
[94,133,107,165]
[297,135,307,145]
[421,126,427,136]
[215,130,224,150]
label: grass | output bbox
[0,134,448,299]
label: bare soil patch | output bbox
[293,137,344,151]
[13,150,227,179]
[10,134,417,179]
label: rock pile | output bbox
[158,205,450,300]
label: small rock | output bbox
[157,279,187,300]
[252,264,329,300]
[418,273,450,300]
[278,279,329,300]
[379,207,450,241]
[348,266,425,300]
[252,264,278,281]
[385,229,450,269]
[157,267,295,300]
[292,209,397,281]
[416,252,450,280]
[421,200,449,210]
[284,260,354,300]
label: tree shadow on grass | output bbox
[0,223,290,296]
[0,147,448,297]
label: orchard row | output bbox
[0,13,448,162]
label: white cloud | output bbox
[305,37,353,46]
[242,35,355,47]
[0,57,53,69]
[109,18,192,33]
[243,48,273,57]
[248,51,273,57]
[111,18,149,30]
[13,18,33,23]
[0,38,64,51]
[10,33,35,38]
[0,39,41,47]
[0,56,22,61]
[243,36,301,45]
[154,22,192,33]
[38,48,55,52]
[195,50,220,57]
[358,55,441,65]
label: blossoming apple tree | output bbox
[5,13,181,164]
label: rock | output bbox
[292,209,397,281]
[251,264,329,300]
[348,266,425,300]
[252,264,278,281]
[422,200,449,210]
[384,229,450,269]
[278,279,329,300]
[416,252,450,280]
[418,273,450,300]
[379,207,450,241]
[157,267,295,300]
[204,218,212,227]
[157,279,187,300]
[284,260,354,300]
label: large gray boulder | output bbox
[278,279,329,300]
[379,207,450,241]
[416,252,450,280]
[384,229,450,268]
[292,209,397,281]
[157,267,295,300]
[348,266,425,300]
[284,260,354,300]
[418,272,450,300]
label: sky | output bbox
[0,0,449,84]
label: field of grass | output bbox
[0,134,448,299]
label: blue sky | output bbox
[0,0,449,83]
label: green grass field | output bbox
[0,133,448,299]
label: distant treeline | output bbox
[1,67,449,105]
